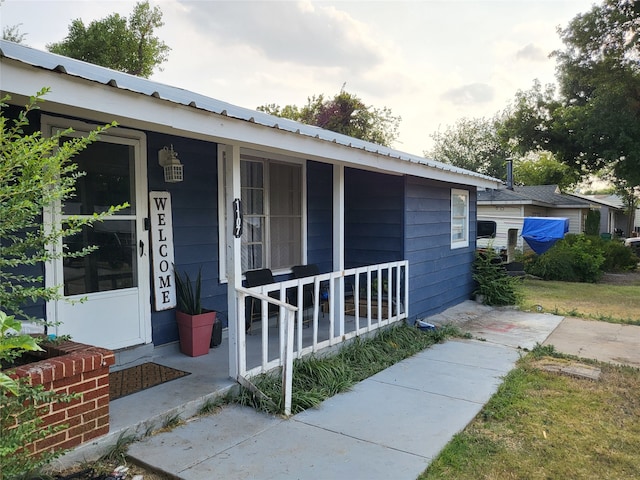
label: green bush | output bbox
[584,209,600,236]
[1,92,118,478]
[527,235,605,282]
[473,250,522,306]
[602,240,639,272]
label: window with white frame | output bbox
[236,156,302,272]
[451,189,469,249]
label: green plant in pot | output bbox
[174,268,216,357]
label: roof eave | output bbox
[0,43,502,189]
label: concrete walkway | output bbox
[127,304,564,479]
[543,316,640,368]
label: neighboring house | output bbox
[478,185,592,260]
[568,193,627,237]
[1,40,501,379]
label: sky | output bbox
[1,0,597,156]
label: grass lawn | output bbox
[421,278,640,479]
[519,278,640,325]
[420,346,640,479]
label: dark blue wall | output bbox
[306,161,333,273]
[345,168,404,268]
[404,176,477,321]
[2,108,47,322]
[146,133,227,345]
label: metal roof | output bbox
[0,39,499,185]
[478,185,591,208]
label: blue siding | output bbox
[146,133,227,345]
[2,107,47,322]
[345,168,404,267]
[404,176,477,321]
[306,161,333,273]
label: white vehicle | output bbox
[624,237,640,255]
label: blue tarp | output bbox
[522,217,569,254]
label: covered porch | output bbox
[106,260,408,439]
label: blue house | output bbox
[1,40,501,379]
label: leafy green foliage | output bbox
[503,1,640,192]
[584,209,601,236]
[46,1,170,78]
[0,311,43,395]
[0,90,119,322]
[427,115,511,180]
[98,431,137,463]
[527,234,638,282]
[472,250,522,306]
[257,86,401,147]
[174,268,203,315]
[512,151,581,189]
[601,239,639,272]
[0,374,78,479]
[2,24,27,44]
[1,91,120,478]
[527,235,605,282]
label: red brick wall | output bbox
[9,340,115,456]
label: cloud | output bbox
[176,0,383,72]
[515,43,548,62]
[441,83,494,106]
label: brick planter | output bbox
[7,340,115,455]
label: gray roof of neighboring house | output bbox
[0,40,500,186]
[479,185,591,208]
[569,193,625,210]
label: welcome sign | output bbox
[149,191,177,311]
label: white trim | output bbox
[40,114,151,346]
[218,147,307,281]
[1,57,502,190]
[217,145,227,284]
[451,188,470,249]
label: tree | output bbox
[258,87,401,147]
[427,116,511,179]
[2,24,27,44]
[46,0,170,77]
[0,89,122,322]
[1,90,122,478]
[503,0,640,191]
[513,151,581,189]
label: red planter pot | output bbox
[176,310,216,357]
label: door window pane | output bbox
[63,140,135,215]
[64,220,137,295]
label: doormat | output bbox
[109,362,190,400]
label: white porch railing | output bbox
[235,260,409,415]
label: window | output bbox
[221,153,303,274]
[477,220,497,239]
[451,189,469,249]
[241,158,302,271]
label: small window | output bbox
[477,220,497,239]
[451,189,469,249]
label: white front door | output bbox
[44,117,151,350]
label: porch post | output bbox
[333,164,345,337]
[224,144,242,379]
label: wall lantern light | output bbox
[158,145,184,183]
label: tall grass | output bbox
[234,323,464,415]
